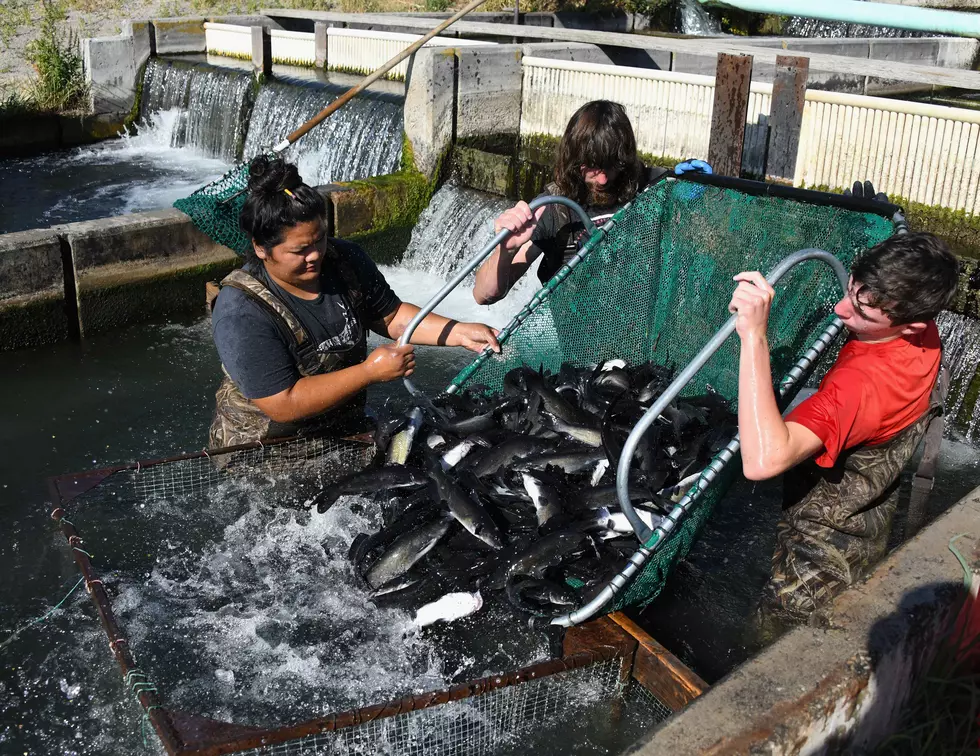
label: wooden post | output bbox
[766,55,809,184]
[251,25,272,81]
[708,53,753,178]
[315,22,328,70]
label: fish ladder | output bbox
[413,172,905,625]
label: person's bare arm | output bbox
[473,202,546,305]
[373,301,500,353]
[252,345,414,423]
[729,272,824,480]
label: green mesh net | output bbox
[173,160,255,257]
[449,176,897,614]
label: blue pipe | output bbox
[700,0,980,37]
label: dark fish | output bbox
[365,516,452,589]
[513,449,606,474]
[506,576,581,617]
[517,367,601,428]
[311,466,429,513]
[540,412,603,448]
[428,462,505,550]
[459,435,557,477]
[506,530,597,580]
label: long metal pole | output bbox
[615,248,849,542]
[700,0,980,37]
[396,195,597,401]
[553,248,851,628]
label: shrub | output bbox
[24,0,89,113]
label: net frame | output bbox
[446,174,904,618]
[48,436,680,756]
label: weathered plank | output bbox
[709,53,753,178]
[261,10,980,89]
[766,55,809,182]
[609,613,708,711]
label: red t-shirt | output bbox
[786,321,941,468]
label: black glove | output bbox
[842,180,888,203]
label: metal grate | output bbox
[238,658,625,756]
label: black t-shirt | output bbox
[531,167,668,283]
[212,239,399,400]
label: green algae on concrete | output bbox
[332,134,444,265]
[0,292,71,351]
[75,256,239,338]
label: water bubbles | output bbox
[59,679,82,700]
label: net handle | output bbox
[397,196,597,402]
[552,248,851,628]
[274,0,491,150]
[615,248,850,543]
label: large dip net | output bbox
[449,174,901,615]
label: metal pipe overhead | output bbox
[700,0,980,37]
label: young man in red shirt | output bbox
[728,232,959,631]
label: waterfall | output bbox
[242,80,403,187]
[677,0,722,36]
[782,0,926,38]
[402,185,513,278]
[936,310,980,443]
[140,58,253,161]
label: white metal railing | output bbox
[204,22,316,66]
[795,90,980,213]
[520,56,980,214]
[326,27,494,80]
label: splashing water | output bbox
[0,109,231,233]
[677,0,722,36]
[937,310,980,443]
[243,80,403,186]
[403,184,513,278]
[141,58,253,160]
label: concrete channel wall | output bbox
[630,486,980,755]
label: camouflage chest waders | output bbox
[208,245,368,449]
[759,371,947,632]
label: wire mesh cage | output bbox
[49,435,696,756]
[450,174,903,614]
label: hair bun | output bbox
[247,155,304,196]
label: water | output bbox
[0,111,231,234]
[937,310,980,443]
[782,1,927,38]
[0,264,542,755]
[403,184,514,277]
[677,0,722,37]
[243,78,403,187]
[0,60,403,235]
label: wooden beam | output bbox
[766,55,809,183]
[709,53,753,178]
[261,9,980,90]
[609,613,708,711]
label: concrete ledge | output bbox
[328,172,434,265]
[521,41,613,65]
[630,488,980,755]
[405,47,457,179]
[63,209,239,338]
[0,113,129,158]
[0,230,70,349]
[152,17,207,54]
[456,45,523,140]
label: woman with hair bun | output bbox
[208,156,500,448]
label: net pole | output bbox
[397,196,597,401]
[614,248,849,543]
[552,316,848,628]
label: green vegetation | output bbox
[2,0,89,115]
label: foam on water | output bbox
[108,480,456,726]
[0,109,231,233]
